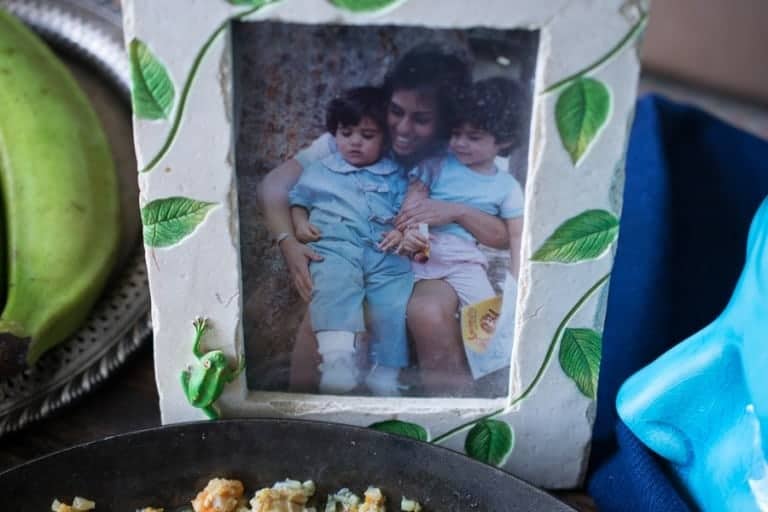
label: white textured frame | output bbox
[124,0,647,488]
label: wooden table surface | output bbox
[0,341,596,511]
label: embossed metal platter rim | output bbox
[0,0,151,435]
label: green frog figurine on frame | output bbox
[181,318,245,420]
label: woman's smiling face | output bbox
[387,89,439,160]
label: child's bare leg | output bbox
[296,241,364,395]
[407,279,473,396]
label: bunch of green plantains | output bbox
[0,9,120,376]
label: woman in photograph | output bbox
[258,44,511,395]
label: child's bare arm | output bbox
[404,180,429,202]
[291,206,321,243]
[394,181,429,228]
[398,226,427,253]
[378,229,403,252]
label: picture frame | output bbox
[123,0,648,488]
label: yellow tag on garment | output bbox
[461,296,503,354]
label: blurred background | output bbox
[641,0,768,139]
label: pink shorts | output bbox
[411,233,496,307]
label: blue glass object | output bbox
[618,197,768,512]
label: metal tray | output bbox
[0,419,576,511]
[0,0,151,435]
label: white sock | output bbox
[368,365,399,382]
[317,330,355,357]
[366,365,401,396]
[316,331,358,394]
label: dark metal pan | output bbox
[0,419,575,511]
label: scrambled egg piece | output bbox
[51,497,95,512]
[191,478,249,512]
[52,497,163,512]
[399,497,421,512]
[52,479,421,512]
[325,487,387,512]
[324,488,359,511]
[359,487,386,512]
[250,479,317,512]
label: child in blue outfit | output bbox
[288,87,413,396]
[409,76,524,306]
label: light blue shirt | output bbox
[289,152,407,246]
[414,154,524,242]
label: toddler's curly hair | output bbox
[326,86,389,142]
[456,76,525,157]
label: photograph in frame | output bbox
[233,21,539,399]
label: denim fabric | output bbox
[289,153,407,245]
[309,239,413,368]
[290,152,413,368]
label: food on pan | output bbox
[51,478,422,512]
[250,479,314,511]
[51,497,95,512]
[192,478,249,512]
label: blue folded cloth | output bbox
[588,95,768,511]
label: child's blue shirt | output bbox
[289,152,407,246]
[414,154,524,242]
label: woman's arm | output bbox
[395,198,509,249]
[258,132,334,234]
[399,180,429,212]
[454,205,510,249]
[506,216,524,279]
[291,206,322,243]
[258,158,323,302]
[258,158,304,236]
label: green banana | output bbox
[0,9,120,375]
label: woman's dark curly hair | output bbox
[381,43,471,141]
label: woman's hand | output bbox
[396,197,462,230]
[294,220,322,243]
[400,227,429,253]
[279,237,323,302]
[378,229,403,252]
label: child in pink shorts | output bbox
[405,76,524,307]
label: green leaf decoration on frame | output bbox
[465,419,514,466]
[330,0,401,12]
[369,420,429,441]
[141,197,216,248]
[559,328,602,399]
[129,39,175,120]
[555,77,611,164]
[542,13,648,94]
[531,209,619,263]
